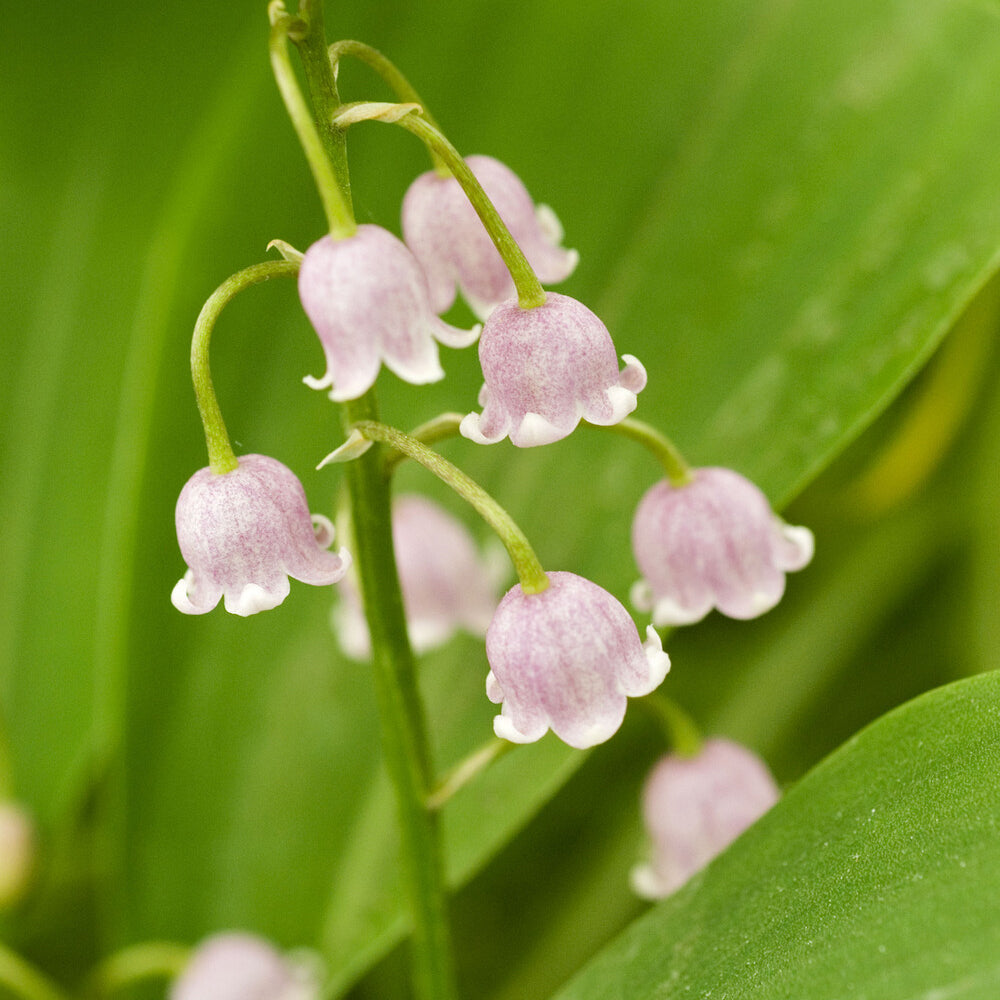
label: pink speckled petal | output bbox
[631,467,813,626]
[172,454,350,617]
[462,294,645,448]
[333,495,499,659]
[402,155,578,319]
[485,572,670,749]
[631,739,780,898]
[298,226,477,401]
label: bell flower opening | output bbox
[631,467,814,626]
[172,454,350,617]
[298,225,479,402]
[485,571,670,749]
[460,293,647,448]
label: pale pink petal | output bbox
[632,739,780,898]
[333,495,499,659]
[631,467,813,626]
[485,571,670,749]
[0,802,34,908]
[462,294,645,448]
[170,932,319,1000]
[172,454,350,617]
[402,155,578,319]
[298,226,476,402]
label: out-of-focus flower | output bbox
[0,801,34,908]
[334,494,499,659]
[172,454,350,616]
[298,225,479,402]
[402,154,579,319]
[630,467,814,626]
[169,932,319,1000]
[460,293,646,448]
[631,738,780,899]
[485,571,670,749]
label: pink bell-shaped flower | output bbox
[172,454,350,617]
[631,738,780,898]
[631,467,814,626]
[334,494,500,659]
[460,292,647,447]
[169,932,319,1000]
[402,155,579,320]
[298,225,479,402]
[486,571,670,749]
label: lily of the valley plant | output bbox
[9,4,816,1000]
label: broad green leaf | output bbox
[553,670,1000,1000]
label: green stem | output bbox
[191,260,299,474]
[84,942,190,998]
[328,40,442,134]
[339,400,458,1000]
[269,5,355,238]
[338,105,545,309]
[427,738,515,811]
[292,0,353,204]
[279,11,457,996]
[348,420,549,594]
[385,412,464,474]
[0,945,69,1000]
[641,691,702,757]
[601,418,693,486]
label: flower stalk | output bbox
[0,944,69,1000]
[269,2,356,239]
[333,102,547,310]
[324,420,549,595]
[84,942,190,998]
[602,418,693,486]
[286,6,459,998]
[190,260,299,474]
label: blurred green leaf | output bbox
[554,670,1000,1000]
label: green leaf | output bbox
[553,670,1000,1000]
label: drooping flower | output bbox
[630,467,814,626]
[460,292,647,447]
[334,494,500,659]
[169,932,319,1000]
[298,224,479,402]
[631,738,780,899]
[485,571,670,749]
[172,454,350,617]
[0,802,34,909]
[402,154,579,320]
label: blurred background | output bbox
[3,1,999,997]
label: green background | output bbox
[3,0,1000,997]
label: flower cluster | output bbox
[172,120,813,757]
